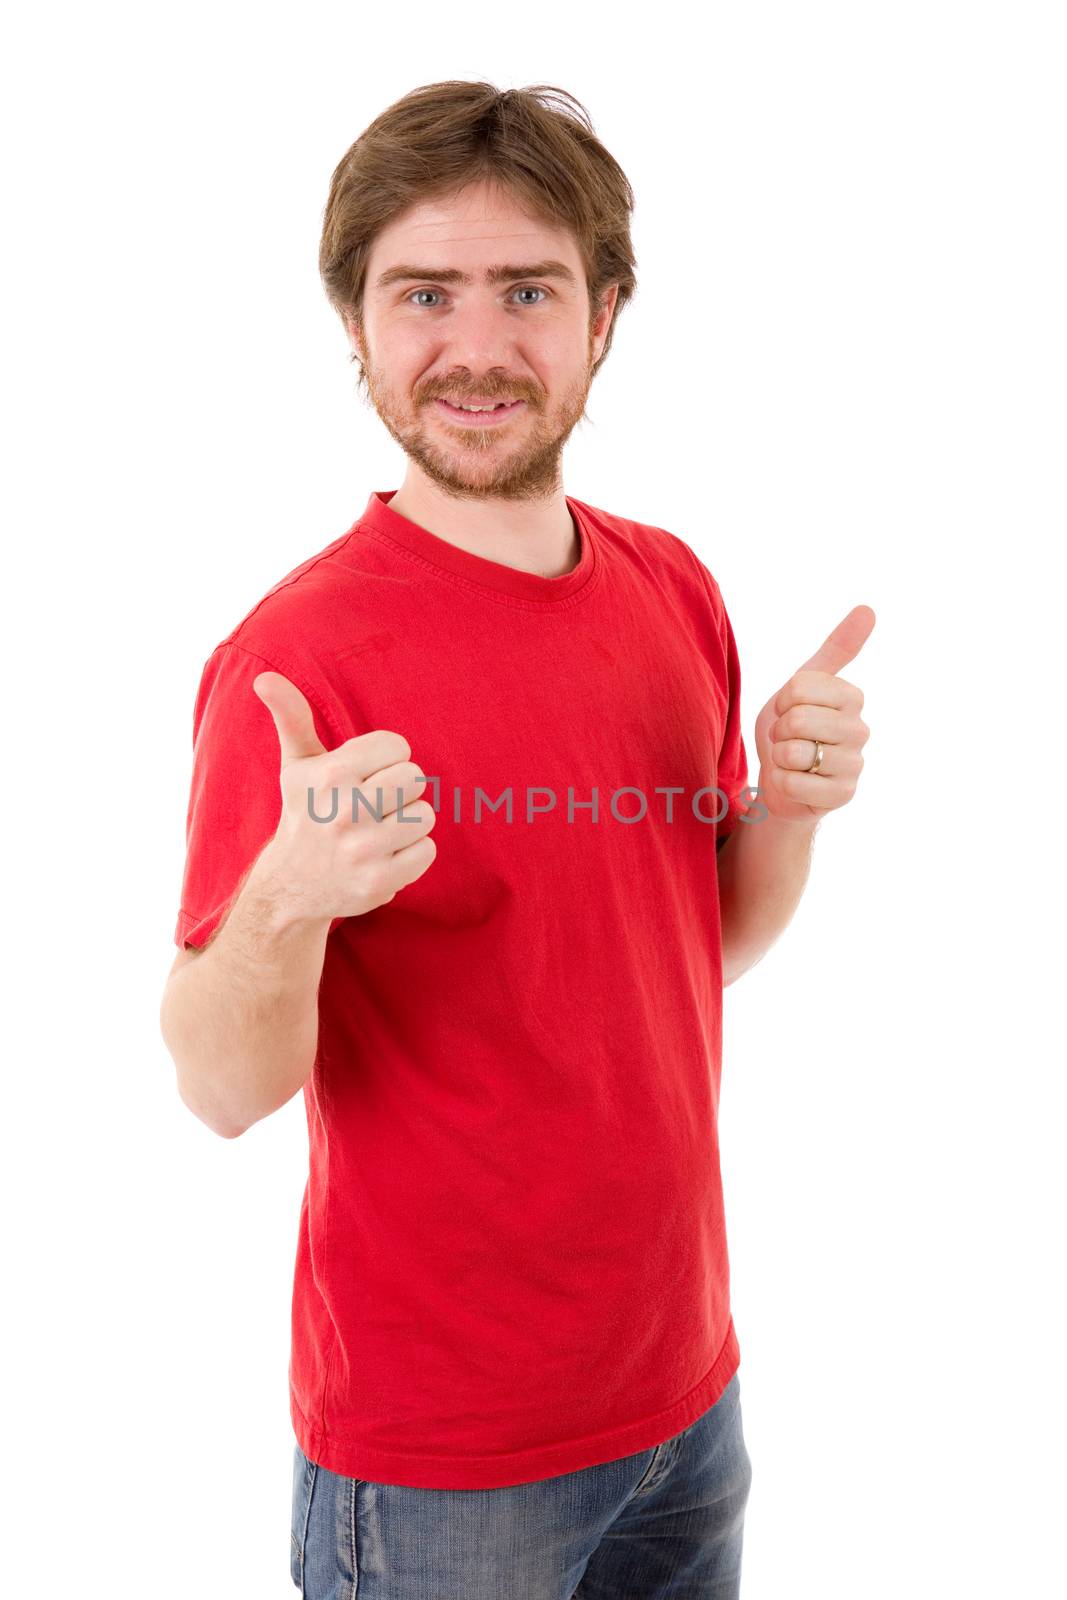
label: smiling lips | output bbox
[435,398,526,425]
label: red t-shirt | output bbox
[174,488,752,1490]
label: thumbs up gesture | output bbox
[251,672,438,920]
[752,605,876,822]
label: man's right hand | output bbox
[251,671,438,922]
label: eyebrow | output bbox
[374,260,578,293]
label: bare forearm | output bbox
[160,850,331,1137]
[716,813,820,986]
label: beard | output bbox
[357,331,598,505]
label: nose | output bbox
[432,293,530,381]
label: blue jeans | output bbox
[290,1370,752,1598]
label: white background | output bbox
[4,4,1063,1596]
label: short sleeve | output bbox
[173,641,347,950]
[673,537,753,849]
[714,598,752,847]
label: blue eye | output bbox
[409,286,549,308]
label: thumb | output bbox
[252,671,328,763]
[797,604,877,675]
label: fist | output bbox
[251,671,437,922]
[753,605,875,822]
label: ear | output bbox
[592,283,621,361]
[344,311,364,363]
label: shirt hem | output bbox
[289,1316,740,1491]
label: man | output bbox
[161,82,873,1599]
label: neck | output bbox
[385,481,579,579]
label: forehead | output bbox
[367,181,582,285]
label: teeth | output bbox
[448,401,510,412]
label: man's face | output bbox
[347,179,618,502]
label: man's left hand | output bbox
[751,605,876,822]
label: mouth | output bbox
[435,398,526,426]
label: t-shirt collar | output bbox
[355,488,598,605]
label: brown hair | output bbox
[318,81,638,390]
